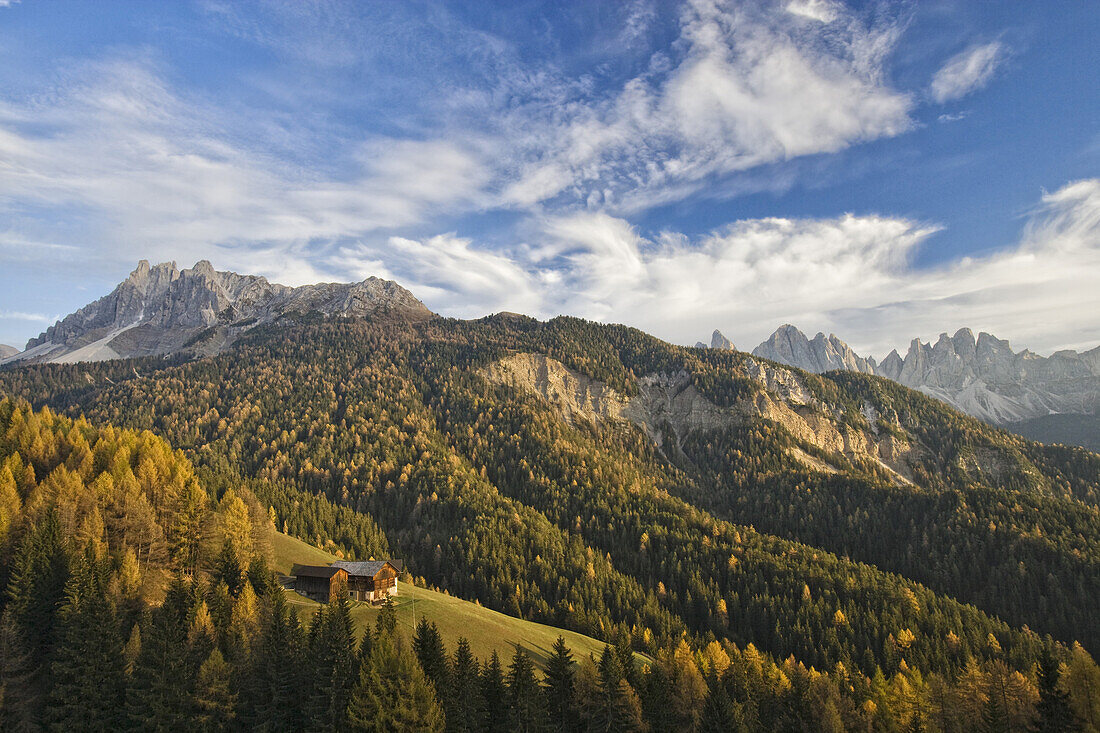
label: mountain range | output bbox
[745,325,1100,436]
[2,260,429,365]
[4,261,1098,451]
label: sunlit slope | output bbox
[272,531,612,669]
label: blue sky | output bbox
[0,0,1097,357]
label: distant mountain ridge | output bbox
[746,324,1100,426]
[3,260,431,365]
[0,344,18,359]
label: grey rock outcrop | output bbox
[6,260,431,365]
[694,330,737,350]
[483,352,919,484]
[752,324,876,374]
[750,325,1100,426]
[710,330,736,350]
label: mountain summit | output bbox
[750,324,1100,426]
[5,260,431,364]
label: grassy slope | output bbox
[272,531,614,669]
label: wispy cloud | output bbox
[0,58,490,286]
[0,310,53,322]
[499,0,913,212]
[930,42,1005,103]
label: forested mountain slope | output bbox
[4,313,1098,674]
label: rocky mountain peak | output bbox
[711,329,736,350]
[752,325,875,374]
[746,324,1100,426]
[6,260,432,365]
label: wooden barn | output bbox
[291,560,402,604]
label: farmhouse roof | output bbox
[332,560,395,577]
[291,564,344,579]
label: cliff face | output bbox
[483,352,922,485]
[8,260,432,364]
[750,325,1100,426]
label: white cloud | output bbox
[352,180,1100,358]
[785,0,840,24]
[930,42,1004,103]
[497,0,913,211]
[0,59,490,286]
[328,234,543,319]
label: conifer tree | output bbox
[1034,649,1075,733]
[0,609,38,732]
[414,618,450,695]
[247,555,279,598]
[243,589,305,730]
[446,637,482,733]
[127,576,199,730]
[305,589,357,731]
[0,464,20,543]
[46,548,126,732]
[699,671,743,733]
[543,636,576,732]
[581,646,645,733]
[507,647,547,733]
[376,596,397,638]
[639,656,674,732]
[193,648,236,733]
[212,539,243,596]
[347,631,445,732]
[481,651,510,733]
[5,509,70,662]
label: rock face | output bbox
[695,329,737,350]
[0,345,18,359]
[483,352,919,484]
[750,325,1100,426]
[5,260,432,365]
[753,324,876,374]
[710,330,736,350]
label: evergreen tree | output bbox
[376,596,397,638]
[582,646,646,733]
[212,539,243,596]
[699,673,743,733]
[982,691,1011,733]
[614,636,636,689]
[243,588,305,730]
[127,575,200,730]
[305,588,357,731]
[193,648,236,732]
[639,657,674,732]
[247,555,279,598]
[1034,649,1076,733]
[45,548,126,732]
[481,651,510,733]
[358,624,374,674]
[446,637,482,733]
[347,631,445,732]
[5,510,70,663]
[543,636,577,733]
[0,609,38,732]
[507,647,547,733]
[414,618,450,696]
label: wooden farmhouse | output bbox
[291,560,402,604]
